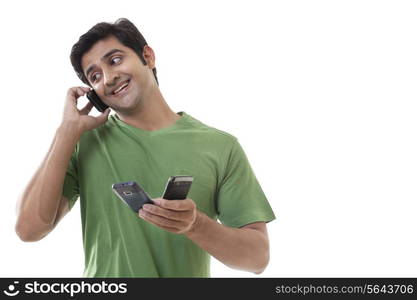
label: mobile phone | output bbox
[86,89,109,113]
[162,175,193,200]
[112,181,154,213]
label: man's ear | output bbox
[142,45,156,69]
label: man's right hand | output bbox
[61,86,111,135]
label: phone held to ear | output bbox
[86,89,109,112]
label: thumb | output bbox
[97,108,111,123]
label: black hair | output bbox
[70,18,158,86]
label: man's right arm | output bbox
[15,124,81,242]
[15,86,111,242]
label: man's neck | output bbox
[115,88,181,131]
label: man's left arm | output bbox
[139,198,270,274]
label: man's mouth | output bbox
[112,80,130,96]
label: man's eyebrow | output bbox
[85,49,126,78]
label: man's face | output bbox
[81,35,156,113]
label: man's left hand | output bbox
[139,197,199,234]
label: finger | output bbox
[80,86,91,92]
[66,87,88,103]
[95,107,111,123]
[75,87,88,98]
[139,209,183,228]
[142,204,191,222]
[154,198,195,211]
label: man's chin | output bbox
[110,100,141,115]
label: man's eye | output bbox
[111,57,122,64]
[91,73,101,82]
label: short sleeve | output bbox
[216,138,276,228]
[62,143,80,210]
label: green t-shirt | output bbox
[63,111,275,277]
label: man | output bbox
[15,18,276,277]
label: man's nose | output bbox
[103,70,120,87]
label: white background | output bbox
[0,0,416,277]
